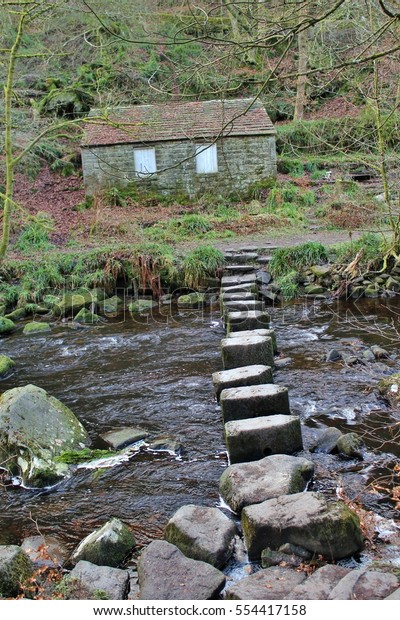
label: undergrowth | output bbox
[269,242,328,278]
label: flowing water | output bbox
[0,298,399,565]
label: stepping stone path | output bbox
[135,245,397,600]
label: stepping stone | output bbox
[225,566,306,600]
[223,300,264,313]
[223,265,256,275]
[220,384,290,422]
[138,540,225,600]
[101,427,149,450]
[67,560,130,599]
[220,292,256,302]
[221,274,256,287]
[220,283,257,295]
[221,335,274,370]
[242,492,363,561]
[219,454,314,513]
[228,328,277,354]
[290,565,351,599]
[226,310,270,333]
[229,253,259,264]
[164,505,237,568]
[225,414,303,464]
[212,365,273,401]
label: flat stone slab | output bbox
[212,365,273,401]
[242,492,363,561]
[221,335,274,370]
[101,427,149,450]
[221,274,256,287]
[228,328,277,353]
[138,540,225,600]
[225,414,303,464]
[220,292,256,302]
[223,265,256,274]
[350,570,399,600]
[220,384,290,422]
[219,454,314,513]
[220,283,257,295]
[225,566,306,600]
[224,300,264,312]
[164,504,237,568]
[290,565,351,599]
[68,560,130,599]
[229,252,259,264]
[227,310,270,333]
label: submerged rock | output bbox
[311,427,342,454]
[101,427,149,450]
[70,518,136,568]
[336,432,365,459]
[0,355,15,378]
[138,540,225,600]
[164,504,237,568]
[21,535,69,569]
[0,545,33,597]
[0,384,90,487]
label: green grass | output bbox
[182,245,225,288]
[276,270,300,300]
[270,242,328,278]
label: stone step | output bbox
[220,384,290,422]
[224,414,303,464]
[220,292,257,303]
[257,255,273,266]
[223,299,264,313]
[221,334,274,369]
[220,283,257,295]
[228,328,277,354]
[221,274,256,287]
[212,365,273,401]
[219,454,314,514]
[223,265,256,275]
[226,310,270,333]
[225,252,259,265]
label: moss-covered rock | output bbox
[378,373,400,407]
[101,295,124,314]
[4,308,26,321]
[0,545,33,597]
[74,308,101,324]
[336,433,365,459]
[23,321,51,335]
[177,292,207,308]
[0,355,15,378]
[0,384,90,487]
[54,288,105,317]
[0,317,15,335]
[128,299,157,313]
[70,518,136,567]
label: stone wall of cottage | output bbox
[81,135,277,197]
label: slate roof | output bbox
[81,99,275,147]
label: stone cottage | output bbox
[81,98,276,197]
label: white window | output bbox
[134,148,157,177]
[195,143,218,174]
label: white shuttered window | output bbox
[195,143,218,174]
[134,148,157,177]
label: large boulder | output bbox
[219,455,314,513]
[0,384,90,487]
[66,560,130,600]
[0,545,33,597]
[137,540,225,600]
[70,518,136,567]
[242,492,363,561]
[164,504,237,568]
